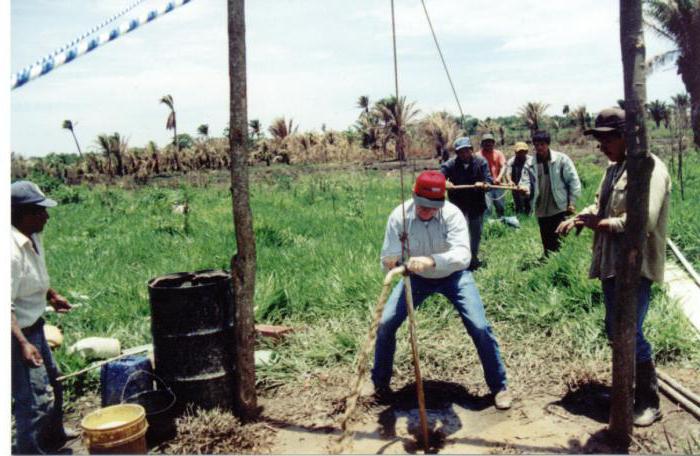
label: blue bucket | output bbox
[100,355,153,407]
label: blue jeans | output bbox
[12,319,66,454]
[372,270,507,393]
[486,188,505,217]
[602,277,653,363]
[465,213,484,260]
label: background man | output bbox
[477,133,507,217]
[371,170,512,410]
[557,107,670,427]
[440,137,492,270]
[520,130,581,256]
[504,141,536,215]
[11,180,77,454]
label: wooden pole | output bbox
[403,276,430,452]
[610,0,652,448]
[451,184,520,191]
[228,0,258,420]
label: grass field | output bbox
[36,149,700,404]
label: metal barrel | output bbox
[147,270,235,412]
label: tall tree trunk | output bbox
[173,118,181,172]
[691,97,700,150]
[227,0,258,420]
[70,130,83,157]
[611,0,653,449]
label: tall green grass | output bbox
[39,157,699,398]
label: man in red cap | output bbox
[557,107,670,427]
[369,171,512,410]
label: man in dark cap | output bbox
[11,180,78,453]
[440,136,492,270]
[557,107,671,427]
[369,171,512,410]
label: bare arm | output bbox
[11,312,43,367]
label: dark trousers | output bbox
[12,318,66,454]
[513,191,531,215]
[537,211,567,256]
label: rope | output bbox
[31,0,148,71]
[331,266,406,453]
[419,0,465,122]
[11,0,193,90]
[390,0,411,263]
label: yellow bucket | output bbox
[81,403,148,454]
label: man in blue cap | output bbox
[440,137,492,270]
[11,180,78,454]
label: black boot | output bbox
[634,360,662,427]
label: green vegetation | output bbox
[39,153,700,401]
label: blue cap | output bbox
[11,181,57,207]
[453,136,473,151]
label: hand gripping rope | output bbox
[11,0,193,90]
[333,1,432,453]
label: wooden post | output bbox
[227,0,258,420]
[610,0,653,448]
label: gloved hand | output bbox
[406,256,435,273]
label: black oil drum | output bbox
[147,270,235,413]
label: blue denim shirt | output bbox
[380,199,470,279]
[519,149,581,212]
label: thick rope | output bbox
[419,0,465,122]
[11,0,193,90]
[331,266,406,454]
[390,0,410,263]
[31,0,148,71]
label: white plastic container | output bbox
[68,337,121,359]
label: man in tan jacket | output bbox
[557,107,670,427]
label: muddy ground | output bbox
[63,362,699,454]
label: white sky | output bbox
[8,0,686,157]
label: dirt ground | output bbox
[62,364,699,454]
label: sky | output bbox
[8,0,687,158]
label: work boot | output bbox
[634,360,662,427]
[494,388,513,410]
[360,382,393,404]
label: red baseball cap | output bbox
[413,171,445,208]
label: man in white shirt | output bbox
[371,171,512,410]
[11,180,77,454]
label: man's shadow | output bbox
[553,378,611,424]
[375,380,491,453]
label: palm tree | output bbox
[420,111,462,161]
[357,95,370,115]
[248,119,261,140]
[96,134,111,176]
[374,95,419,161]
[268,117,296,142]
[645,0,700,147]
[570,105,590,133]
[562,104,570,116]
[646,99,667,127]
[197,124,209,138]
[518,101,550,136]
[160,95,181,170]
[617,99,626,109]
[62,120,82,157]
[355,111,380,152]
